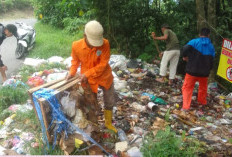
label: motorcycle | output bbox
[15,22,36,59]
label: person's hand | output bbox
[183,57,189,62]
[66,73,73,80]
[1,66,8,71]
[151,32,156,39]
[80,74,87,83]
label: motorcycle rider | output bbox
[0,24,17,82]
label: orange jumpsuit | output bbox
[69,38,113,93]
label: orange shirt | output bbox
[69,38,113,93]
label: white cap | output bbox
[85,20,104,47]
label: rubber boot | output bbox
[104,110,117,133]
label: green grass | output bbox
[0,86,29,113]
[29,22,82,59]
[141,126,206,157]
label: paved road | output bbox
[0,18,37,83]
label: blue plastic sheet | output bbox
[32,88,111,156]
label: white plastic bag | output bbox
[46,72,68,82]
[24,58,46,67]
[109,55,127,71]
[47,56,64,63]
[61,93,76,117]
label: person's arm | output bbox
[151,31,168,41]
[84,41,111,79]
[67,43,80,79]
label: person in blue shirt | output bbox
[181,28,215,110]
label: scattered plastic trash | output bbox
[3,79,27,87]
[4,114,16,126]
[63,57,72,68]
[208,82,218,91]
[61,93,76,118]
[47,56,64,64]
[115,141,128,153]
[127,147,143,157]
[118,129,128,142]
[114,78,127,91]
[130,102,146,112]
[46,72,68,82]
[2,55,232,155]
[109,55,127,71]
[147,102,159,112]
[27,76,44,87]
[127,59,142,69]
[24,58,46,67]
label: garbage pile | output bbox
[108,55,232,156]
[0,55,231,156]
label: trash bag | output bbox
[109,55,127,71]
[127,59,142,69]
[60,92,76,118]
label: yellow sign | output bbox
[217,39,232,83]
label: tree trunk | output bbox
[208,0,216,43]
[196,0,207,32]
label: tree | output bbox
[196,0,207,32]
[208,0,216,43]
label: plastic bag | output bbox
[109,55,127,70]
[47,56,64,64]
[60,93,76,118]
[24,58,46,67]
[27,76,44,87]
[46,72,68,82]
[114,78,127,91]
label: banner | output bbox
[217,39,232,83]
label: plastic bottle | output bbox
[118,129,128,142]
[4,114,16,126]
[151,96,167,105]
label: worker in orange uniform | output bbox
[66,20,117,133]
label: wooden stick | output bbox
[47,76,78,90]
[154,40,161,54]
[39,100,51,142]
[28,78,65,94]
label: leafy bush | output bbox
[138,53,153,63]
[19,63,67,82]
[32,0,89,27]
[141,126,206,157]
[0,0,32,13]
[14,0,32,9]
[0,0,14,12]
[63,17,87,35]
[0,86,29,113]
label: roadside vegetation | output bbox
[0,0,32,13]
[28,22,81,59]
[141,126,206,156]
